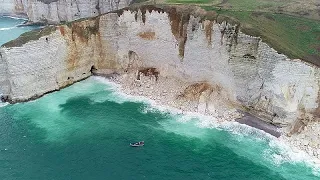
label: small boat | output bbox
[130,141,144,147]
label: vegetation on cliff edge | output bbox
[137,0,320,65]
[203,7,320,66]
[163,0,320,20]
[2,26,56,48]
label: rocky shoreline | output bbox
[104,71,282,135]
[282,123,320,160]
[105,71,243,123]
[94,70,320,164]
[236,111,281,138]
[92,70,317,163]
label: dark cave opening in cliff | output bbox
[90,65,97,74]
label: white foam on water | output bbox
[267,137,320,176]
[2,15,28,20]
[93,76,320,175]
[156,108,320,177]
[0,92,9,108]
[185,114,320,176]
[0,26,17,31]
[197,117,320,176]
[0,102,8,108]
[94,76,163,105]
[191,113,320,176]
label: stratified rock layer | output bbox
[0,0,132,23]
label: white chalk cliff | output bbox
[1,7,320,156]
[1,6,319,125]
[0,0,132,23]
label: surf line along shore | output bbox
[92,68,320,166]
[103,71,320,171]
[93,69,281,137]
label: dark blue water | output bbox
[0,77,318,180]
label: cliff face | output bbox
[0,0,132,23]
[0,7,319,129]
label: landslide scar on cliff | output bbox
[178,82,213,101]
[64,17,103,71]
[137,68,159,81]
[138,31,156,40]
[59,26,65,36]
[168,8,190,59]
[288,119,307,136]
[204,21,213,46]
[68,18,100,43]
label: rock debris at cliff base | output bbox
[100,70,320,161]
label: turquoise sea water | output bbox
[0,77,319,180]
[0,16,39,46]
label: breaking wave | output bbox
[0,26,17,31]
[0,102,8,108]
[93,76,320,176]
[2,15,28,20]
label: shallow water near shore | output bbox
[0,77,319,180]
[0,16,38,46]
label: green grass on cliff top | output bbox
[164,0,319,20]
[166,0,220,4]
[166,0,288,11]
[160,0,320,65]
[203,7,320,65]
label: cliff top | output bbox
[202,7,320,66]
[159,0,320,21]
[2,4,320,66]
[2,26,56,48]
[135,0,320,65]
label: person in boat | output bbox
[136,141,144,145]
[130,141,144,146]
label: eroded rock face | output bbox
[0,0,132,23]
[0,0,20,16]
[0,6,319,129]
